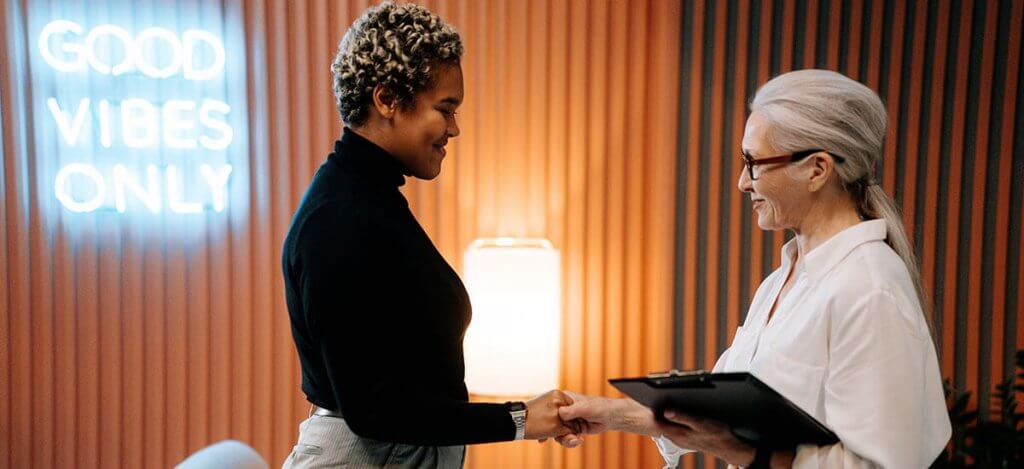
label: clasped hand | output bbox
[526,390,645,448]
[523,390,588,442]
[543,391,758,467]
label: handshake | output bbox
[523,390,659,448]
[525,390,762,467]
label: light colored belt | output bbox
[311,405,344,418]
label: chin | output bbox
[755,216,778,231]
[414,167,442,180]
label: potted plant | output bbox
[932,350,1024,468]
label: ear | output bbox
[371,84,398,119]
[806,152,835,193]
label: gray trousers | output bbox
[282,415,466,469]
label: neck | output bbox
[791,194,862,258]
[348,119,403,155]
[349,124,391,152]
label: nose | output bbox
[737,167,753,193]
[448,117,460,138]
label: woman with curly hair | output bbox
[281,3,577,468]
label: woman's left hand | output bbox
[657,410,755,467]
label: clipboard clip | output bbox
[646,369,707,379]
[646,369,713,388]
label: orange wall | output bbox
[1,0,680,467]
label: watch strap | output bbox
[507,401,527,440]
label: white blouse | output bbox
[655,220,951,468]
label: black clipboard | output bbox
[609,370,839,448]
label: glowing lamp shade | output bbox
[462,238,561,396]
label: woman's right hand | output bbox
[556,392,659,438]
[524,390,580,441]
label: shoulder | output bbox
[823,241,929,339]
[284,195,379,266]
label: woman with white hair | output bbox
[557,69,951,468]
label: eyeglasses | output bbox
[739,148,846,181]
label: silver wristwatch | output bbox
[508,401,527,440]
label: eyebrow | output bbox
[439,97,461,106]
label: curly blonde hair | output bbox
[331,1,463,126]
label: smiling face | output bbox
[387,62,464,180]
[737,112,811,231]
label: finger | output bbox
[557,423,580,437]
[657,420,694,442]
[558,402,586,421]
[555,433,584,448]
[575,418,602,435]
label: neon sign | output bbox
[38,20,226,79]
[35,19,243,215]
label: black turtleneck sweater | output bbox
[282,128,515,446]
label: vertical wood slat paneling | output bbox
[998,0,1022,382]
[582,1,609,467]
[673,6,1024,469]
[1,2,26,468]
[726,0,750,372]
[679,0,705,375]
[946,0,974,396]
[623,1,650,465]
[923,0,951,372]
[234,0,261,457]
[970,0,998,416]
[1,0,679,467]
[0,50,9,469]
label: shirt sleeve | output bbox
[299,211,515,446]
[654,435,695,468]
[791,288,950,468]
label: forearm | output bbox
[340,390,515,445]
[608,399,659,437]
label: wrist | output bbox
[507,401,528,440]
[617,399,657,436]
